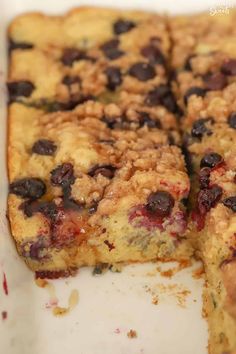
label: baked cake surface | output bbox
[170,10,236,354]
[7,6,236,354]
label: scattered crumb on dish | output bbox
[35,278,79,316]
[2,272,8,295]
[145,283,191,308]
[127,329,137,338]
[192,265,205,279]
[154,259,192,278]
[1,311,7,320]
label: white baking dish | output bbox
[1,1,229,353]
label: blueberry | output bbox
[100,39,124,60]
[105,66,122,91]
[146,191,175,217]
[222,196,236,212]
[184,87,207,105]
[7,81,35,102]
[129,62,156,81]
[140,45,165,65]
[32,139,57,156]
[113,19,136,35]
[50,163,75,187]
[191,118,214,138]
[197,185,223,214]
[10,178,46,199]
[200,153,223,169]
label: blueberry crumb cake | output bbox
[7,7,236,354]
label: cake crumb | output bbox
[145,283,191,308]
[127,329,137,338]
[1,311,7,320]
[192,265,204,279]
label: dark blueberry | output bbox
[197,185,223,214]
[145,84,170,106]
[140,45,165,65]
[184,54,196,71]
[113,19,136,35]
[199,167,211,189]
[129,62,156,81]
[145,84,178,113]
[145,84,170,107]
[146,191,175,217]
[105,67,122,91]
[10,178,46,199]
[228,112,236,129]
[222,196,236,212]
[21,200,58,219]
[100,39,124,60]
[138,111,161,129]
[88,164,116,179]
[7,81,35,102]
[161,92,178,113]
[200,153,223,169]
[203,72,227,91]
[61,48,90,66]
[50,163,75,187]
[184,87,207,105]
[32,139,57,156]
[191,118,214,139]
[62,75,81,86]
[9,39,33,51]
[221,59,236,76]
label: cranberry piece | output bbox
[113,19,136,34]
[7,81,35,101]
[32,139,57,156]
[145,84,178,113]
[191,117,214,138]
[100,39,124,60]
[140,45,165,65]
[9,39,33,51]
[221,59,236,76]
[138,111,161,129]
[129,62,156,81]
[199,167,211,189]
[222,196,236,212]
[200,152,223,169]
[50,163,75,187]
[61,48,91,66]
[104,66,122,91]
[62,75,81,86]
[88,164,116,179]
[197,185,223,214]
[10,178,46,199]
[203,72,227,91]
[184,87,206,105]
[146,191,175,217]
[228,112,236,129]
